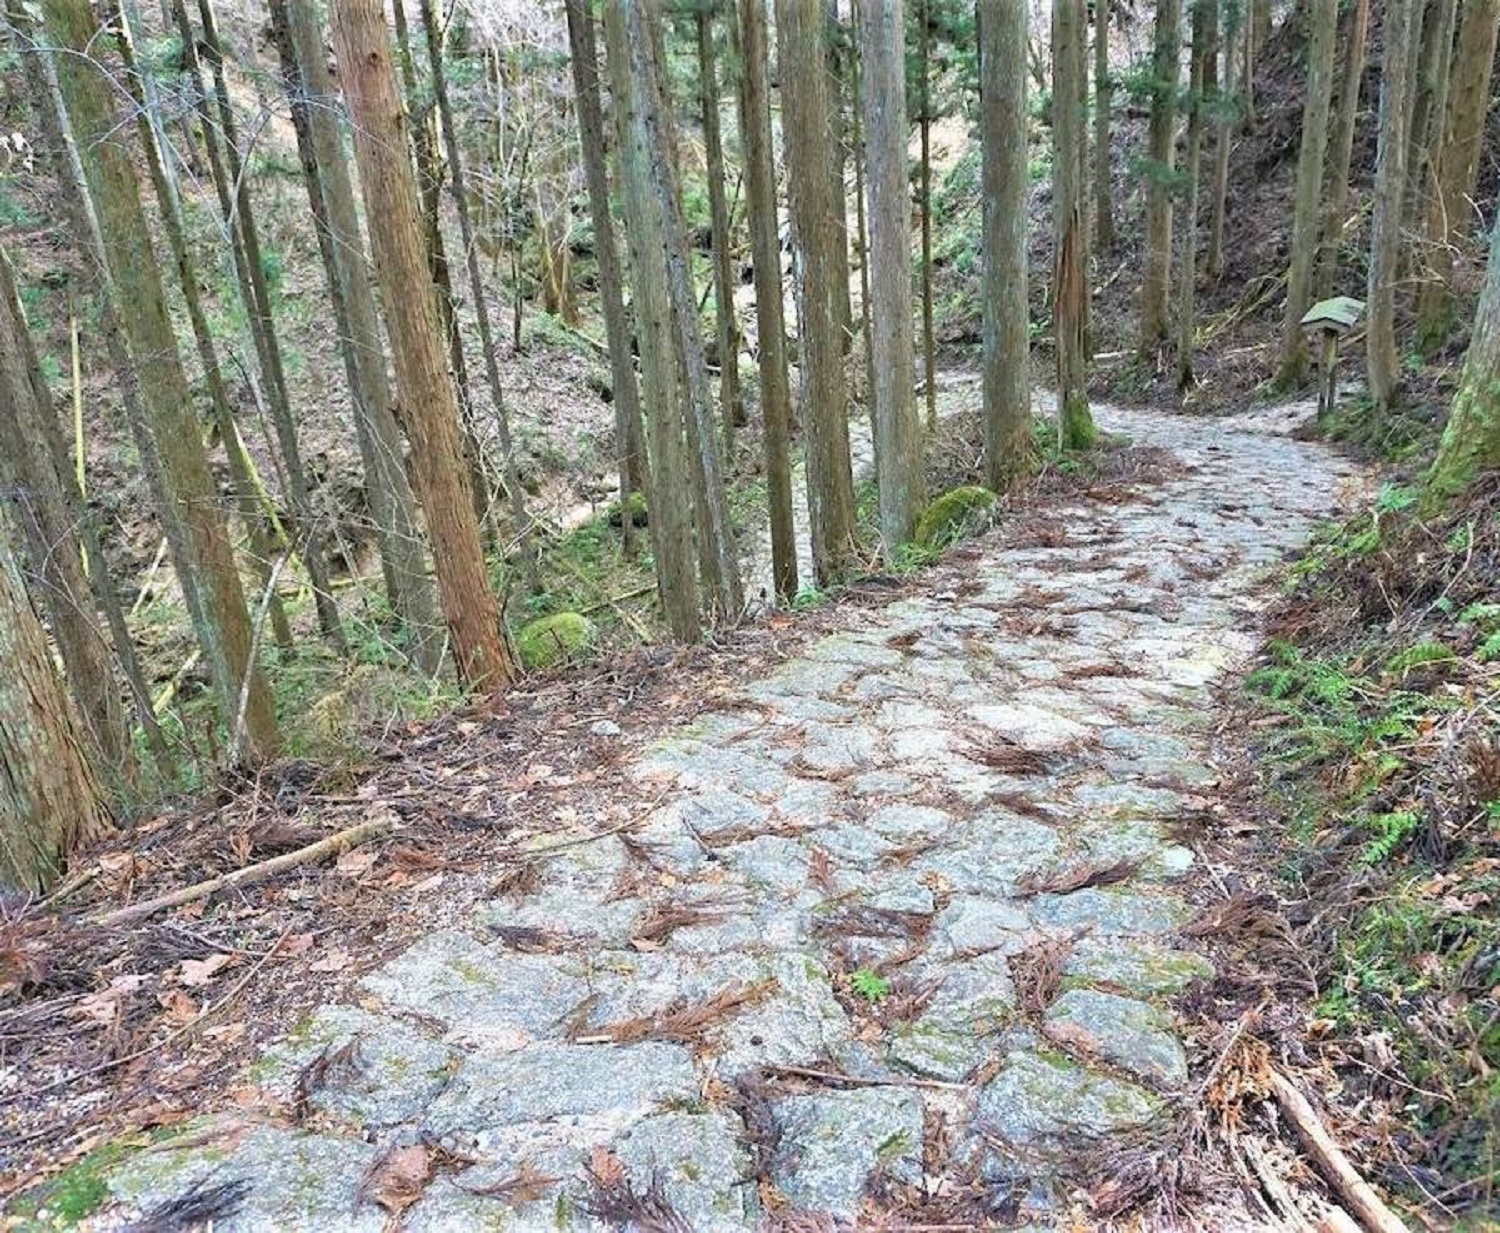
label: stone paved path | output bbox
[100,403,1366,1229]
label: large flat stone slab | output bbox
[359,930,589,1047]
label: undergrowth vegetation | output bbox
[1245,477,1500,1216]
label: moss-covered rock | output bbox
[515,612,598,671]
[913,485,998,548]
[606,491,648,528]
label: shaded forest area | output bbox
[0,0,1498,1226]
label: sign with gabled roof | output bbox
[1300,296,1366,334]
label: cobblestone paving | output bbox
[100,403,1367,1228]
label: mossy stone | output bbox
[515,612,598,670]
[607,490,648,528]
[913,485,998,547]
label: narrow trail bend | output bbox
[101,404,1369,1229]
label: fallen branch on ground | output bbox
[1269,1069,1412,1233]
[88,819,395,929]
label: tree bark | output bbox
[697,5,746,451]
[622,0,743,620]
[191,0,345,653]
[563,0,649,562]
[0,244,127,775]
[1316,0,1371,298]
[1427,208,1500,499]
[23,33,176,775]
[1176,0,1213,391]
[1208,0,1240,278]
[113,0,295,654]
[332,0,512,690]
[1055,0,1096,446]
[1139,0,1181,358]
[849,3,877,414]
[981,0,1033,490]
[41,0,278,764]
[860,0,925,555]
[737,0,798,603]
[1414,0,1500,350]
[1277,0,1339,387]
[1093,0,1116,250]
[0,528,110,893]
[602,1,700,639]
[417,0,536,593]
[269,0,441,672]
[918,0,937,430]
[389,0,488,531]
[1407,0,1458,218]
[1368,0,1423,413]
[776,0,859,585]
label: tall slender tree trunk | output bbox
[563,0,648,561]
[332,0,513,690]
[1139,0,1181,358]
[849,5,876,412]
[622,0,743,620]
[1176,0,1212,391]
[918,0,937,430]
[40,0,278,763]
[0,530,110,893]
[823,5,856,363]
[417,0,537,594]
[1207,0,1239,278]
[982,0,1033,490]
[1426,208,1500,499]
[192,0,345,653]
[112,0,295,654]
[1407,0,1458,215]
[1093,0,1116,250]
[0,245,127,775]
[1415,0,1500,350]
[268,0,441,672]
[776,0,858,585]
[1055,0,1096,446]
[602,2,701,639]
[860,0,925,555]
[24,36,176,774]
[1276,0,1339,387]
[697,5,746,451]
[390,0,487,530]
[1316,0,1371,298]
[1368,0,1423,413]
[737,0,798,603]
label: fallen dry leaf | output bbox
[75,974,149,1026]
[158,989,199,1024]
[361,1143,432,1214]
[279,932,315,957]
[179,954,234,987]
[310,948,352,973]
[335,849,379,878]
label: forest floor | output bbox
[3,397,1390,1230]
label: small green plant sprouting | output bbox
[849,968,890,1003]
[792,584,827,611]
[1360,810,1421,865]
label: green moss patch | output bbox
[913,484,998,548]
[515,612,598,671]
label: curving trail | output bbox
[100,401,1368,1229]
